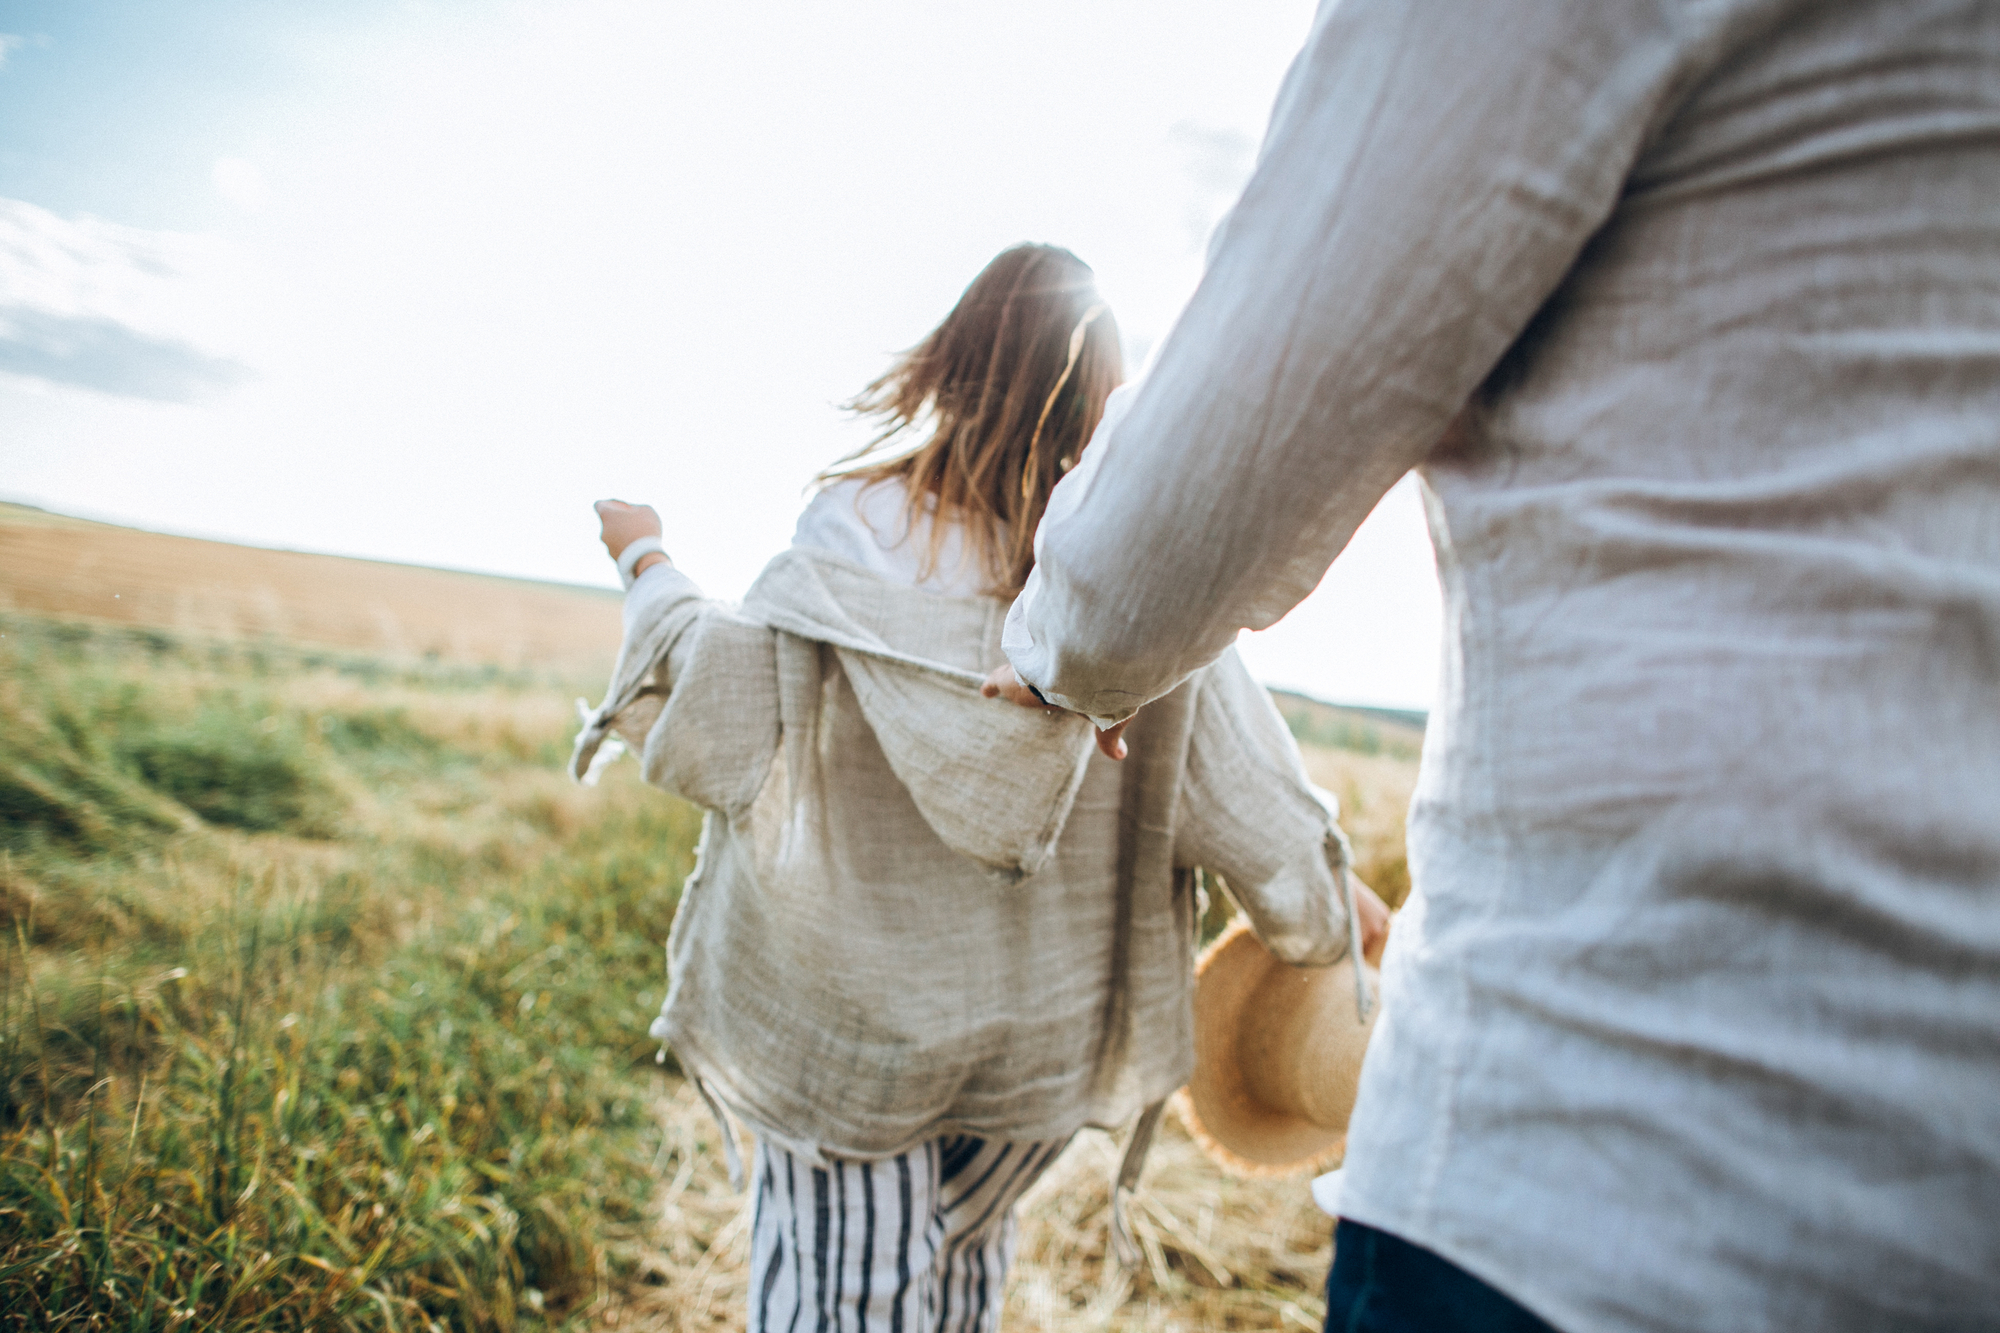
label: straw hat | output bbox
[1176,918,1382,1177]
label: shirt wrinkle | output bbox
[1003,1,2000,1327]
[574,496,1355,1165]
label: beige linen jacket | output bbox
[572,546,1354,1164]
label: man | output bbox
[997,1,2000,1329]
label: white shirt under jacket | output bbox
[1003,2,2000,1330]
[791,476,985,598]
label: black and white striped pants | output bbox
[748,1133,1071,1333]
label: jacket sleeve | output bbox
[1003,0,1759,722]
[574,562,781,816]
[1175,649,1351,967]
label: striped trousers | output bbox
[748,1133,1071,1333]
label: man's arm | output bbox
[1004,0,1755,721]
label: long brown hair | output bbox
[823,243,1123,597]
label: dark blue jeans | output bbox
[1324,1219,1561,1333]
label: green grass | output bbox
[0,615,703,1331]
[0,613,1421,1331]
[1272,692,1423,763]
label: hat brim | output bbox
[1178,918,1369,1178]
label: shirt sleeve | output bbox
[1003,0,1745,723]
[1174,648,1352,967]
[637,603,781,816]
[578,559,782,815]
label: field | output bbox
[0,507,1418,1332]
[0,502,624,676]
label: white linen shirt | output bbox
[1005,2,2000,1330]
[791,476,987,598]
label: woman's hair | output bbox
[823,243,1123,597]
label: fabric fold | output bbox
[743,548,1097,877]
[574,538,1353,1166]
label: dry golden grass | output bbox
[601,737,1419,1333]
[0,509,1425,1331]
[600,1085,1340,1333]
[1299,747,1418,910]
[0,501,623,676]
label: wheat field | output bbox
[0,502,624,676]
[0,509,1418,1332]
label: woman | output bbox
[579,243,1387,1333]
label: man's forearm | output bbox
[1003,0,1693,719]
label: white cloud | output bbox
[0,0,1440,706]
[211,157,269,212]
[0,199,252,401]
[0,32,49,70]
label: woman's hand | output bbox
[595,499,668,578]
[981,664,1132,761]
[1352,876,1392,968]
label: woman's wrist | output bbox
[615,536,668,589]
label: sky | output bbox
[0,0,1443,710]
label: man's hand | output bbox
[1352,876,1391,968]
[984,663,1391,954]
[595,499,668,578]
[981,664,1131,761]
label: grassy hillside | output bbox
[0,501,624,676]
[0,614,702,1330]
[1269,691,1424,764]
[0,507,1422,1331]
